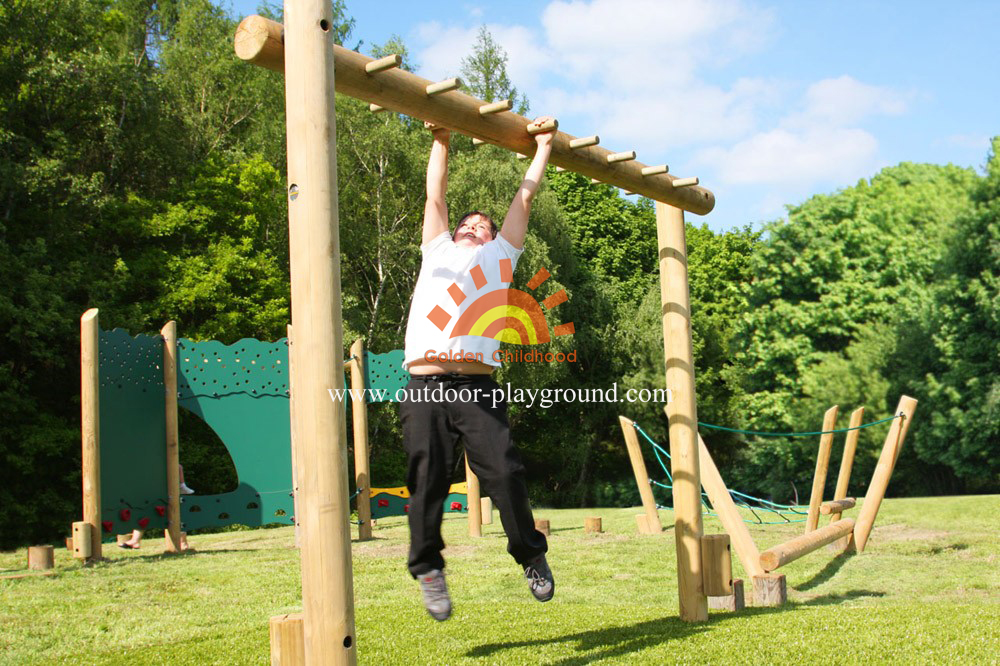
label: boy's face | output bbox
[454,214,494,247]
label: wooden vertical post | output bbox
[831,407,863,527]
[284,0,356,661]
[854,396,918,552]
[805,405,839,533]
[700,534,732,596]
[80,308,102,563]
[162,321,183,553]
[349,339,372,542]
[287,324,301,549]
[465,457,482,537]
[618,416,662,533]
[480,497,493,525]
[72,521,92,560]
[654,202,707,622]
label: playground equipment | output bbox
[73,318,479,562]
[620,394,918,605]
[234,5,716,661]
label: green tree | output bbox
[460,26,529,114]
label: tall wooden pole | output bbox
[805,405,839,533]
[284,0,356,662]
[830,407,863,524]
[349,339,372,541]
[162,321,183,553]
[618,416,662,533]
[654,202,707,622]
[80,308,102,562]
[853,396,918,553]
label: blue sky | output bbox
[229,1,999,232]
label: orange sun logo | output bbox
[425,259,574,345]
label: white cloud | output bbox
[697,127,880,186]
[790,75,908,128]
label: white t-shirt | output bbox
[403,232,524,369]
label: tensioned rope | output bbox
[633,422,808,524]
[697,413,902,438]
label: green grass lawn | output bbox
[2,495,998,664]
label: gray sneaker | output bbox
[523,554,554,602]
[418,569,452,621]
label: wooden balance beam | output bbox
[234,15,715,215]
[759,518,856,571]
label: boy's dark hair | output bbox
[453,211,498,240]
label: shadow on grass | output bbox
[799,589,886,606]
[467,615,716,665]
[794,550,855,591]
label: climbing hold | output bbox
[154,505,166,517]
[138,517,150,528]
[119,508,131,522]
[378,499,389,508]
[102,520,113,533]
[404,505,410,513]
[450,502,463,511]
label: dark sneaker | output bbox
[523,554,554,602]
[418,569,452,621]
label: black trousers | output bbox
[400,374,547,577]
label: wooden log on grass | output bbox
[534,519,550,536]
[270,613,305,666]
[72,521,92,560]
[853,396,918,552]
[805,405,839,533]
[751,573,786,606]
[585,517,603,534]
[28,546,54,570]
[233,16,715,215]
[708,578,745,612]
[618,416,662,533]
[480,497,493,525]
[760,518,855,571]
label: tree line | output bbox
[1,0,997,549]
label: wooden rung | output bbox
[365,54,401,74]
[472,138,486,145]
[759,518,855,571]
[820,498,856,515]
[642,164,669,176]
[426,77,461,96]
[672,177,699,188]
[607,151,636,164]
[369,103,385,113]
[569,135,599,149]
[479,100,512,115]
[526,118,558,135]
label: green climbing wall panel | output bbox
[98,328,168,539]
[177,337,294,531]
[362,349,408,401]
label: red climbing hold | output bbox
[138,517,150,528]
[119,508,131,522]
[154,505,166,517]
[404,504,410,513]
[102,520,113,533]
[450,501,463,511]
[377,499,389,508]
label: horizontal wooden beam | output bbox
[820,498,855,515]
[234,15,715,215]
[759,518,855,571]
